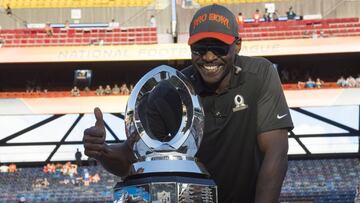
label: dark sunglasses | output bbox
[191,43,231,56]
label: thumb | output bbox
[94,107,105,129]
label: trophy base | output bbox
[114,174,217,203]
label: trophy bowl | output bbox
[114,65,217,203]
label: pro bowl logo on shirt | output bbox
[233,94,248,112]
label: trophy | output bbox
[113,65,217,203]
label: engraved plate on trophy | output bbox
[113,65,218,203]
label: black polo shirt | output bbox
[182,55,294,203]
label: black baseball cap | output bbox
[188,4,239,45]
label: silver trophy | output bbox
[114,65,217,203]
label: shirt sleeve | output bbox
[257,64,294,134]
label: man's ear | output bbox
[235,38,241,53]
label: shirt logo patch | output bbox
[277,114,288,119]
[233,94,248,112]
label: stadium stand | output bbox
[0,82,344,98]
[0,164,119,202]
[239,18,360,41]
[0,159,358,202]
[194,0,286,6]
[1,18,358,47]
[0,0,155,8]
[280,159,360,203]
[0,27,158,47]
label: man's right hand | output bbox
[83,107,107,160]
[83,107,134,176]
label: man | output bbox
[6,4,12,16]
[83,4,293,203]
[75,148,82,166]
[253,9,261,23]
[286,6,297,20]
[237,12,244,26]
[149,15,156,28]
[263,8,271,22]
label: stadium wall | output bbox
[1,37,360,63]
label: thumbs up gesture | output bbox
[83,107,107,159]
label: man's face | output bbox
[191,38,238,86]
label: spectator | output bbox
[237,12,244,26]
[35,85,42,93]
[129,84,134,93]
[120,83,130,95]
[347,75,356,87]
[83,168,90,186]
[272,10,279,21]
[0,39,4,48]
[315,78,324,88]
[91,173,101,183]
[263,8,271,22]
[253,9,261,23]
[305,77,316,88]
[49,163,56,173]
[112,84,120,94]
[70,86,80,96]
[75,148,82,166]
[43,164,48,173]
[96,85,104,96]
[337,76,348,87]
[69,164,78,183]
[8,163,16,172]
[84,86,90,93]
[44,23,53,36]
[355,74,360,87]
[109,18,119,28]
[64,20,70,29]
[297,80,305,89]
[356,183,360,202]
[286,6,297,20]
[311,30,318,39]
[55,163,63,173]
[25,80,34,93]
[6,4,12,16]
[0,164,9,172]
[149,15,156,27]
[99,39,104,46]
[104,85,112,95]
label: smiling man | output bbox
[83,4,293,203]
[182,4,294,202]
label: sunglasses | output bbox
[191,43,232,56]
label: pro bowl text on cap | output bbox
[188,4,239,45]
